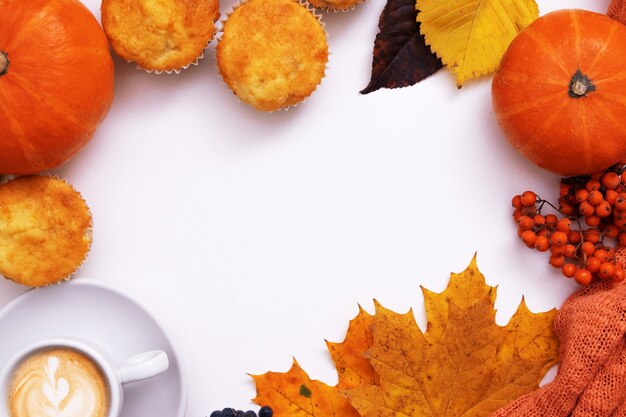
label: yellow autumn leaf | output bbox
[416,0,539,86]
[252,256,559,417]
[326,306,378,391]
[346,257,559,417]
[251,359,362,417]
[251,307,374,417]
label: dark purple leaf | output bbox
[361,0,443,94]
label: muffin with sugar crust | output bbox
[217,0,328,111]
[101,0,220,72]
[0,176,92,287]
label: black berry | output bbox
[222,408,236,417]
[243,411,257,417]
[210,412,222,417]
[259,406,273,417]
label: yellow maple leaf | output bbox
[251,359,361,417]
[252,257,559,417]
[347,257,558,417]
[416,0,539,86]
[327,306,378,391]
[251,307,374,417]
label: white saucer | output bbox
[0,278,187,417]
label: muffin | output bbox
[308,0,363,11]
[101,0,220,72]
[0,176,92,287]
[217,0,328,111]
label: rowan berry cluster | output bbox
[512,164,626,285]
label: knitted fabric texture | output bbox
[491,280,626,417]
[609,0,626,24]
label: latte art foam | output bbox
[7,349,109,417]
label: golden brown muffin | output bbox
[217,0,328,111]
[101,0,220,72]
[0,176,92,287]
[307,0,362,11]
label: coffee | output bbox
[7,348,109,417]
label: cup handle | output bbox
[117,350,169,385]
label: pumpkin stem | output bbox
[0,51,8,77]
[568,70,595,98]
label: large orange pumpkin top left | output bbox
[0,0,114,175]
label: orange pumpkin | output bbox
[492,10,626,176]
[0,0,114,175]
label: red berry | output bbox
[595,200,612,217]
[512,195,523,209]
[549,255,565,268]
[593,249,611,263]
[551,231,568,247]
[575,189,589,203]
[520,191,537,207]
[557,218,571,233]
[616,193,626,211]
[559,200,576,216]
[585,257,601,273]
[545,214,558,229]
[536,227,551,238]
[569,231,582,244]
[586,180,601,191]
[598,262,616,280]
[550,245,565,255]
[562,263,577,278]
[574,268,593,285]
[521,230,537,247]
[582,241,596,256]
[517,216,534,231]
[605,224,620,238]
[584,229,601,243]
[521,205,538,216]
[602,171,620,190]
[606,189,619,206]
[533,214,546,227]
[579,201,595,216]
[585,215,601,227]
[615,210,626,221]
[615,218,626,231]
[563,244,577,257]
[534,236,550,252]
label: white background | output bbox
[0,0,613,415]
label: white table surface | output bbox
[0,0,612,415]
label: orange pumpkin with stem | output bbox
[0,0,114,175]
[492,9,626,176]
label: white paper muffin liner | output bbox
[313,0,366,13]
[215,0,330,112]
[0,174,13,185]
[0,175,93,288]
[135,49,206,75]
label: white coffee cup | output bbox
[0,338,169,417]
